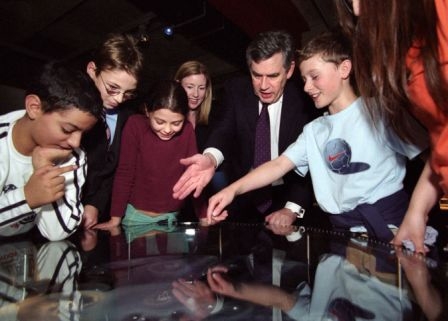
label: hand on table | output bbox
[393,211,428,254]
[206,187,235,225]
[94,217,122,236]
[172,278,216,319]
[396,248,442,321]
[206,265,238,297]
[265,208,296,226]
[266,222,297,237]
[80,228,98,251]
[82,204,99,229]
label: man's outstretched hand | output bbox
[173,154,216,199]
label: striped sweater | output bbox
[0,110,87,240]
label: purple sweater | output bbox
[110,114,197,217]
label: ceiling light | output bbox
[163,26,174,37]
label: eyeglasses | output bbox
[98,73,136,100]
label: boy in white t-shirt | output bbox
[206,32,427,241]
[0,63,102,241]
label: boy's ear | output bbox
[24,94,43,119]
[339,59,352,79]
[286,61,296,79]
[86,61,97,79]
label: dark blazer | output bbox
[206,76,315,218]
[81,104,136,219]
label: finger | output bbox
[206,207,214,225]
[173,172,190,193]
[181,174,202,198]
[51,164,77,176]
[51,175,66,186]
[84,220,97,229]
[209,272,229,291]
[179,156,196,167]
[40,147,72,159]
[391,231,407,246]
[414,243,428,255]
[83,220,92,229]
[210,197,227,217]
[33,164,58,175]
[208,212,228,225]
[213,211,228,222]
[192,183,205,198]
[52,190,65,201]
[56,164,77,174]
[172,281,193,295]
[391,236,403,247]
[173,175,198,199]
[172,288,189,305]
[267,216,279,225]
[207,198,220,223]
[209,265,229,273]
[206,270,219,290]
[49,185,66,202]
[93,223,108,230]
[269,217,279,225]
[178,183,199,200]
[48,178,66,192]
[173,158,200,192]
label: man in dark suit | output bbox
[173,30,315,225]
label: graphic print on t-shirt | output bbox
[324,138,370,174]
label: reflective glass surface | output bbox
[1,223,447,320]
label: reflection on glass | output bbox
[0,240,82,321]
[2,225,447,320]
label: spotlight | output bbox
[163,26,174,37]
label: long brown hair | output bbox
[335,0,448,142]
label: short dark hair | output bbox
[144,81,189,117]
[245,30,295,70]
[26,62,103,119]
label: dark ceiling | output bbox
[0,0,338,110]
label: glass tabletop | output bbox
[1,222,447,321]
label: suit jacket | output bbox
[206,76,315,217]
[81,104,136,219]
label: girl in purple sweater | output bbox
[95,81,198,230]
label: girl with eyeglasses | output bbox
[334,0,448,253]
[81,33,143,230]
